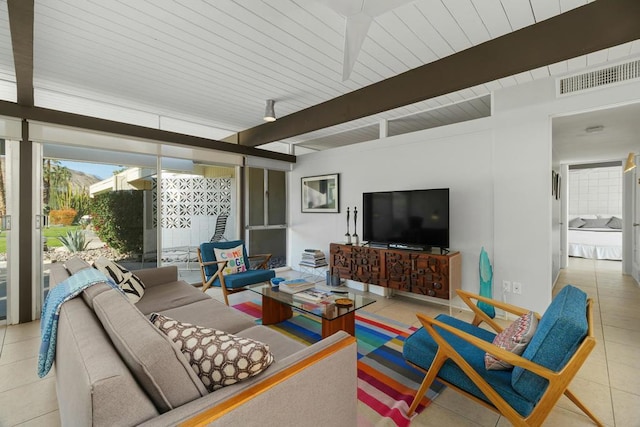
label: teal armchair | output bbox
[197,240,275,305]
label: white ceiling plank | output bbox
[548,61,569,75]
[470,0,512,38]
[373,12,435,68]
[501,0,535,30]
[530,0,561,22]
[559,0,587,13]
[567,56,587,72]
[393,4,452,59]
[586,49,610,67]
[443,0,491,46]
[415,0,472,52]
[530,66,551,79]
[513,71,534,85]
[607,42,634,61]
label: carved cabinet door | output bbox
[411,254,450,299]
[382,250,412,291]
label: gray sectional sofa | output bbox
[51,258,357,426]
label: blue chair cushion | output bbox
[403,314,536,417]
[512,285,588,402]
[199,241,275,289]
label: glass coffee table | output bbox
[246,283,376,339]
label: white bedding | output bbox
[568,228,622,260]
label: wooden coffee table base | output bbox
[261,294,356,339]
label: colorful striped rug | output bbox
[233,299,444,427]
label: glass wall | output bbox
[0,139,10,321]
[159,159,237,282]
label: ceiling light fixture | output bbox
[624,152,636,173]
[263,99,276,122]
[585,125,604,133]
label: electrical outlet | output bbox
[513,282,522,294]
[502,280,511,292]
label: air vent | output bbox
[559,59,640,95]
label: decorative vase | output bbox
[478,247,496,318]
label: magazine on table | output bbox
[294,288,334,302]
[279,279,315,294]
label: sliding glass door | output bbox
[246,167,287,268]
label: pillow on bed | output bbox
[568,217,586,228]
[607,216,623,229]
[581,218,611,228]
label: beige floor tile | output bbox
[0,356,53,393]
[543,404,612,427]
[0,336,40,366]
[603,325,640,347]
[600,312,640,331]
[575,353,610,387]
[15,410,61,427]
[608,360,640,395]
[4,320,41,345]
[411,401,489,426]
[427,388,500,426]
[605,341,640,366]
[557,376,614,426]
[0,377,58,426]
[611,388,640,427]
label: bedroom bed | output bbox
[568,216,622,261]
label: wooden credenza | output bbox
[330,243,461,306]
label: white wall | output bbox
[568,166,623,217]
[289,76,640,315]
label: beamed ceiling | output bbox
[0,0,639,161]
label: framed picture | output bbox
[301,173,339,213]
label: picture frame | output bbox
[301,173,339,213]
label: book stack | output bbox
[279,278,315,294]
[300,249,327,267]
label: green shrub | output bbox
[91,190,144,254]
[58,229,89,253]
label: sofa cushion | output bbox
[237,325,306,361]
[485,311,538,371]
[213,244,248,275]
[92,289,207,412]
[158,299,256,334]
[64,257,92,274]
[150,313,274,392]
[135,281,210,315]
[81,282,114,310]
[93,257,145,303]
[511,285,588,403]
[223,269,276,289]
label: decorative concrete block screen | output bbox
[153,177,235,251]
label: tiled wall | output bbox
[568,166,622,217]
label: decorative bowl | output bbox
[270,277,285,287]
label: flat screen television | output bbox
[362,188,449,250]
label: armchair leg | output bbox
[407,350,447,416]
[564,389,604,426]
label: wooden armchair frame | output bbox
[196,247,272,305]
[407,289,603,427]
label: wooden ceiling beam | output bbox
[7,0,34,107]
[236,0,640,147]
[0,101,296,162]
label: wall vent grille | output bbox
[559,59,640,95]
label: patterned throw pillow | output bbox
[213,244,247,275]
[93,257,145,303]
[150,313,274,391]
[485,311,538,371]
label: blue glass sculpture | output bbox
[478,247,496,318]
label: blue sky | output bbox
[58,161,121,180]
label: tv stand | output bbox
[329,243,461,309]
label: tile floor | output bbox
[0,258,637,426]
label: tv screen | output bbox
[363,188,449,250]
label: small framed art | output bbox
[301,173,339,213]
